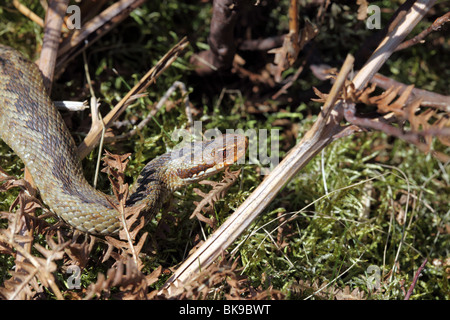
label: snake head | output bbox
[165,134,248,189]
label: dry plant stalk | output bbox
[38,0,69,93]
[395,11,450,52]
[76,37,189,159]
[12,0,44,28]
[162,0,439,296]
[371,73,450,111]
[161,54,356,296]
[56,0,146,71]
[269,0,318,82]
[351,0,437,90]
[105,81,194,143]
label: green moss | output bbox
[0,0,448,299]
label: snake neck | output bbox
[125,153,172,218]
[0,44,248,235]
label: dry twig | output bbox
[162,0,438,296]
[105,81,194,143]
[38,0,69,93]
[269,0,318,82]
[191,0,246,75]
[162,54,355,296]
[404,258,428,300]
[395,11,450,52]
[76,37,189,159]
[56,0,146,73]
[12,0,44,28]
[311,64,450,111]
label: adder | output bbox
[0,44,247,235]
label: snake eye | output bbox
[216,149,229,162]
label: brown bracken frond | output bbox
[84,258,148,300]
[191,169,241,229]
[101,151,147,270]
[312,82,450,162]
[0,166,67,299]
[159,255,284,300]
[348,84,449,161]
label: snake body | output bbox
[0,45,247,235]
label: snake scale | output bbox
[0,44,247,235]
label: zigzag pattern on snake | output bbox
[0,44,247,235]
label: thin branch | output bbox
[238,35,285,51]
[105,81,193,143]
[404,258,428,300]
[352,0,437,91]
[76,37,189,159]
[12,0,44,27]
[56,0,146,74]
[395,11,450,52]
[191,0,246,75]
[38,0,69,93]
[160,54,355,297]
[343,101,449,162]
[160,0,438,296]
[311,64,450,111]
[118,196,139,266]
[354,0,417,68]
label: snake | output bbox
[0,44,247,235]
